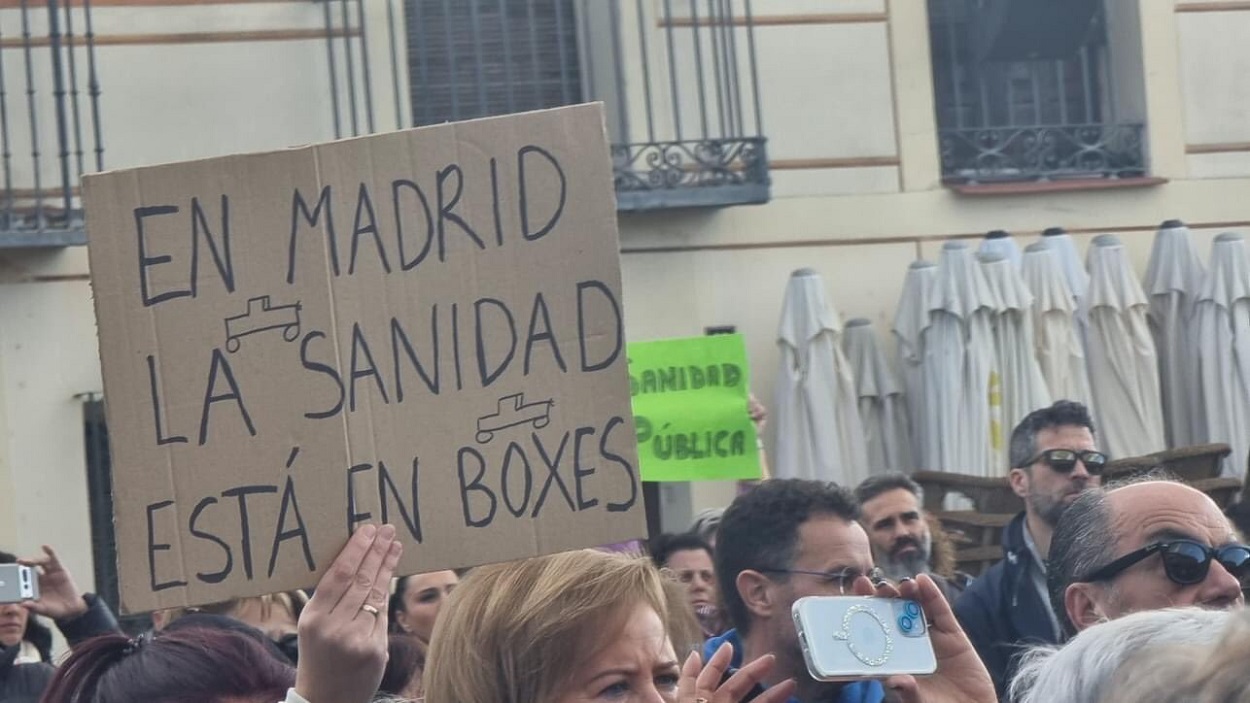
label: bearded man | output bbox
[854,474,972,602]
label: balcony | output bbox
[0,0,768,247]
[938,123,1147,184]
[928,0,1148,185]
[0,0,102,247]
[391,0,770,212]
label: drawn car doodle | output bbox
[224,296,303,353]
[476,393,556,444]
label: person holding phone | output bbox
[708,479,993,703]
[1,546,120,703]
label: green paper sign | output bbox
[628,334,762,482]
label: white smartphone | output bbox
[792,596,937,681]
[0,563,39,604]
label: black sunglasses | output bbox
[1080,539,1250,586]
[1021,448,1108,474]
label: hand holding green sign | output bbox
[628,334,762,482]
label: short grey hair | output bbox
[1046,488,1116,637]
[853,473,923,507]
[1008,607,1229,703]
[1046,472,1183,637]
[689,507,724,544]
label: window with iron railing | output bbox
[396,0,769,211]
[405,0,583,126]
[928,0,1146,184]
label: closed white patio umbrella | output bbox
[1084,235,1166,458]
[1020,240,1093,408]
[844,318,914,473]
[925,242,1000,476]
[773,268,870,485]
[1043,226,1090,304]
[980,251,1052,461]
[979,230,1022,269]
[893,260,938,469]
[1143,219,1206,448]
[1196,233,1250,478]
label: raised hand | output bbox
[675,641,797,703]
[852,574,995,703]
[19,545,88,620]
[293,524,403,703]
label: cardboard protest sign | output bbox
[84,104,644,613]
[628,334,761,482]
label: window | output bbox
[404,0,583,126]
[928,0,1146,184]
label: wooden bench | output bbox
[1104,443,1231,483]
[1193,477,1242,510]
[912,471,1024,514]
[954,544,1003,578]
[935,510,1013,548]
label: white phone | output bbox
[792,596,937,681]
[0,564,39,604]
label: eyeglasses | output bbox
[757,566,884,594]
[1022,448,1108,474]
[1080,539,1250,586]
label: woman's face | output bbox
[0,602,27,648]
[229,598,298,642]
[664,549,716,610]
[395,570,459,641]
[554,604,680,703]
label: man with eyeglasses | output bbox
[1047,476,1247,638]
[706,478,993,703]
[953,400,1106,700]
[707,479,885,702]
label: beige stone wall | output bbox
[5,0,1250,570]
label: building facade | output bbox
[0,0,1247,600]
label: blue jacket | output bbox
[952,513,1059,701]
[703,630,884,703]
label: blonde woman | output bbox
[423,549,795,703]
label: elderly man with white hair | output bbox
[1008,607,1228,703]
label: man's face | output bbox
[1011,425,1100,528]
[1075,482,1244,629]
[766,515,875,661]
[860,488,932,581]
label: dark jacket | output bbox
[931,571,973,605]
[0,642,55,703]
[0,594,120,703]
[952,513,1058,702]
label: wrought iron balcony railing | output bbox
[373,0,770,212]
[0,0,103,247]
[938,123,1147,184]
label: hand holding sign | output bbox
[294,524,402,703]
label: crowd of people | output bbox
[3,399,1250,702]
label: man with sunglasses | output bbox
[1047,476,1247,637]
[953,401,1105,700]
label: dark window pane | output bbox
[404,0,582,126]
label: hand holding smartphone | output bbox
[0,563,39,604]
[792,595,937,681]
